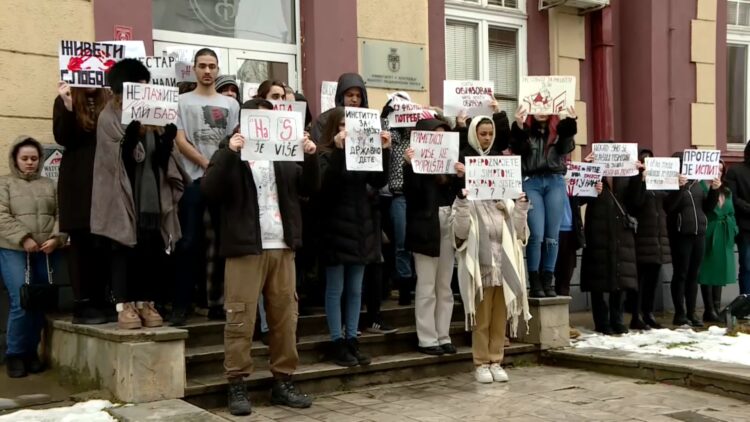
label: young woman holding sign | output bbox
[509,106,578,298]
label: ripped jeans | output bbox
[523,174,567,273]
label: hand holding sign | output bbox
[514,105,526,127]
[381,131,392,149]
[229,133,245,152]
[121,83,179,126]
[681,149,721,180]
[57,82,73,111]
[344,107,383,171]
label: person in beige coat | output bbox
[0,136,66,378]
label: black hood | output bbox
[415,118,451,132]
[334,73,368,108]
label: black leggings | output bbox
[68,230,108,306]
[670,234,705,317]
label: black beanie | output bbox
[108,58,151,95]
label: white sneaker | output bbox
[489,363,509,382]
[474,365,493,383]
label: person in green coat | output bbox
[699,160,738,323]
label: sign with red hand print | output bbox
[58,40,125,87]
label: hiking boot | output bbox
[271,380,313,409]
[417,346,444,356]
[227,378,252,416]
[6,356,26,378]
[330,338,358,367]
[118,303,142,330]
[364,320,398,335]
[441,343,457,354]
[541,271,557,298]
[347,338,371,365]
[72,300,108,325]
[136,302,163,328]
[528,272,545,298]
[24,353,45,374]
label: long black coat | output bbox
[580,180,638,293]
[404,165,456,257]
[318,148,390,265]
[626,175,671,264]
[52,97,96,232]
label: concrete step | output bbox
[185,343,539,409]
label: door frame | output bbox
[228,49,298,90]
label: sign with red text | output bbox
[410,131,459,174]
[565,162,603,197]
[59,40,125,87]
[466,156,522,200]
[387,99,436,128]
[682,149,721,181]
[646,157,680,190]
[321,81,338,113]
[519,76,576,115]
[270,100,307,123]
[121,83,179,126]
[240,109,304,162]
[593,143,639,177]
[443,80,494,117]
[345,107,383,172]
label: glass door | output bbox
[228,49,297,90]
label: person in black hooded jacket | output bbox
[312,73,369,143]
[725,142,750,295]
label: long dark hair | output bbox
[256,80,286,100]
[319,107,345,153]
[72,88,109,132]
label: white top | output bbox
[248,160,288,250]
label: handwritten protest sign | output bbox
[240,109,304,162]
[682,149,721,180]
[410,131,459,174]
[160,46,223,83]
[443,80,494,117]
[121,83,179,126]
[519,76,576,115]
[137,56,178,86]
[345,107,383,171]
[270,100,307,123]
[593,143,639,177]
[321,81,338,113]
[387,99,436,128]
[59,40,125,87]
[465,156,522,200]
[242,81,260,102]
[565,162,603,197]
[645,157,680,190]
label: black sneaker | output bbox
[24,353,45,374]
[6,356,26,378]
[441,343,458,354]
[418,346,445,356]
[227,378,252,416]
[330,338,358,367]
[208,306,226,321]
[72,300,108,325]
[271,380,313,409]
[346,338,371,365]
[364,321,398,335]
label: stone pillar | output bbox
[517,297,571,350]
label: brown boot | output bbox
[137,302,163,328]
[118,303,142,330]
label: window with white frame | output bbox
[445,0,527,114]
[728,0,750,27]
[727,0,750,147]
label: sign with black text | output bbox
[465,156,522,200]
[59,40,124,87]
[519,76,576,115]
[565,162,603,197]
[270,101,307,123]
[443,80,494,117]
[240,109,304,162]
[593,143,639,177]
[121,83,179,126]
[137,56,178,86]
[682,149,721,180]
[387,98,436,128]
[345,107,383,172]
[410,131,459,174]
[646,157,680,190]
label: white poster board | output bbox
[593,143,639,177]
[410,131,459,174]
[41,150,63,182]
[519,76,576,115]
[645,157,680,190]
[387,99,436,128]
[240,109,304,162]
[98,40,146,58]
[137,56,178,86]
[59,40,125,87]
[465,155,523,200]
[681,149,721,180]
[565,162,604,197]
[270,100,307,122]
[345,107,383,171]
[321,81,338,113]
[443,80,494,117]
[121,83,179,126]
[242,81,260,102]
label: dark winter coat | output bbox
[52,96,96,232]
[580,179,638,293]
[626,175,672,264]
[509,118,576,176]
[201,148,320,257]
[312,73,369,143]
[318,148,391,265]
[725,144,750,234]
[664,179,719,237]
[568,196,587,250]
[456,112,511,154]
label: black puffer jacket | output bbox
[509,117,576,176]
[664,179,719,237]
[580,179,638,293]
[312,73,369,143]
[318,148,391,265]
[626,175,671,264]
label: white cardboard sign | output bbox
[443,80,494,117]
[58,40,125,87]
[565,162,604,197]
[645,157,680,190]
[681,149,721,180]
[270,100,307,122]
[593,143,639,177]
[410,131,459,174]
[519,76,576,115]
[321,81,338,113]
[387,99,436,128]
[240,109,304,162]
[137,56,178,86]
[121,83,179,126]
[465,155,523,200]
[345,107,383,172]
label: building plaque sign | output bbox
[361,39,426,91]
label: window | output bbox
[488,27,518,114]
[488,0,518,8]
[728,0,750,27]
[728,44,748,144]
[446,21,479,80]
[449,0,519,8]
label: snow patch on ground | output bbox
[0,400,116,422]
[573,326,750,367]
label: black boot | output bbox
[701,285,720,323]
[347,338,371,365]
[271,379,313,408]
[227,378,252,416]
[629,315,651,330]
[643,313,663,329]
[24,353,45,374]
[541,271,557,298]
[330,338,358,367]
[528,272,545,298]
[6,356,26,378]
[72,300,108,325]
[671,281,689,326]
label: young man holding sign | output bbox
[201,99,319,415]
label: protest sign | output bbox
[387,99,436,128]
[270,100,307,122]
[59,40,125,87]
[443,80,494,117]
[41,150,63,182]
[682,149,721,180]
[410,131,459,174]
[645,157,680,190]
[242,81,260,102]
[593,143,639,177]
[321,81,338,113]
[121,83,179,126]
[240,109,304,162]
[465,156,522,200]
[565,162,604,197]
[160,46,224,83]
[99,40,146,58]
[137,56,178,86]
[345,107,383,171]
[519,76,576,115]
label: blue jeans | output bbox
[391,195,412,279]
[738,233,750,295]
[523,174,567,273]
[258,294,269,333]
[325,265,365,340]
[1,249,56,357]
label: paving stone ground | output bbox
[209,366,750,422]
